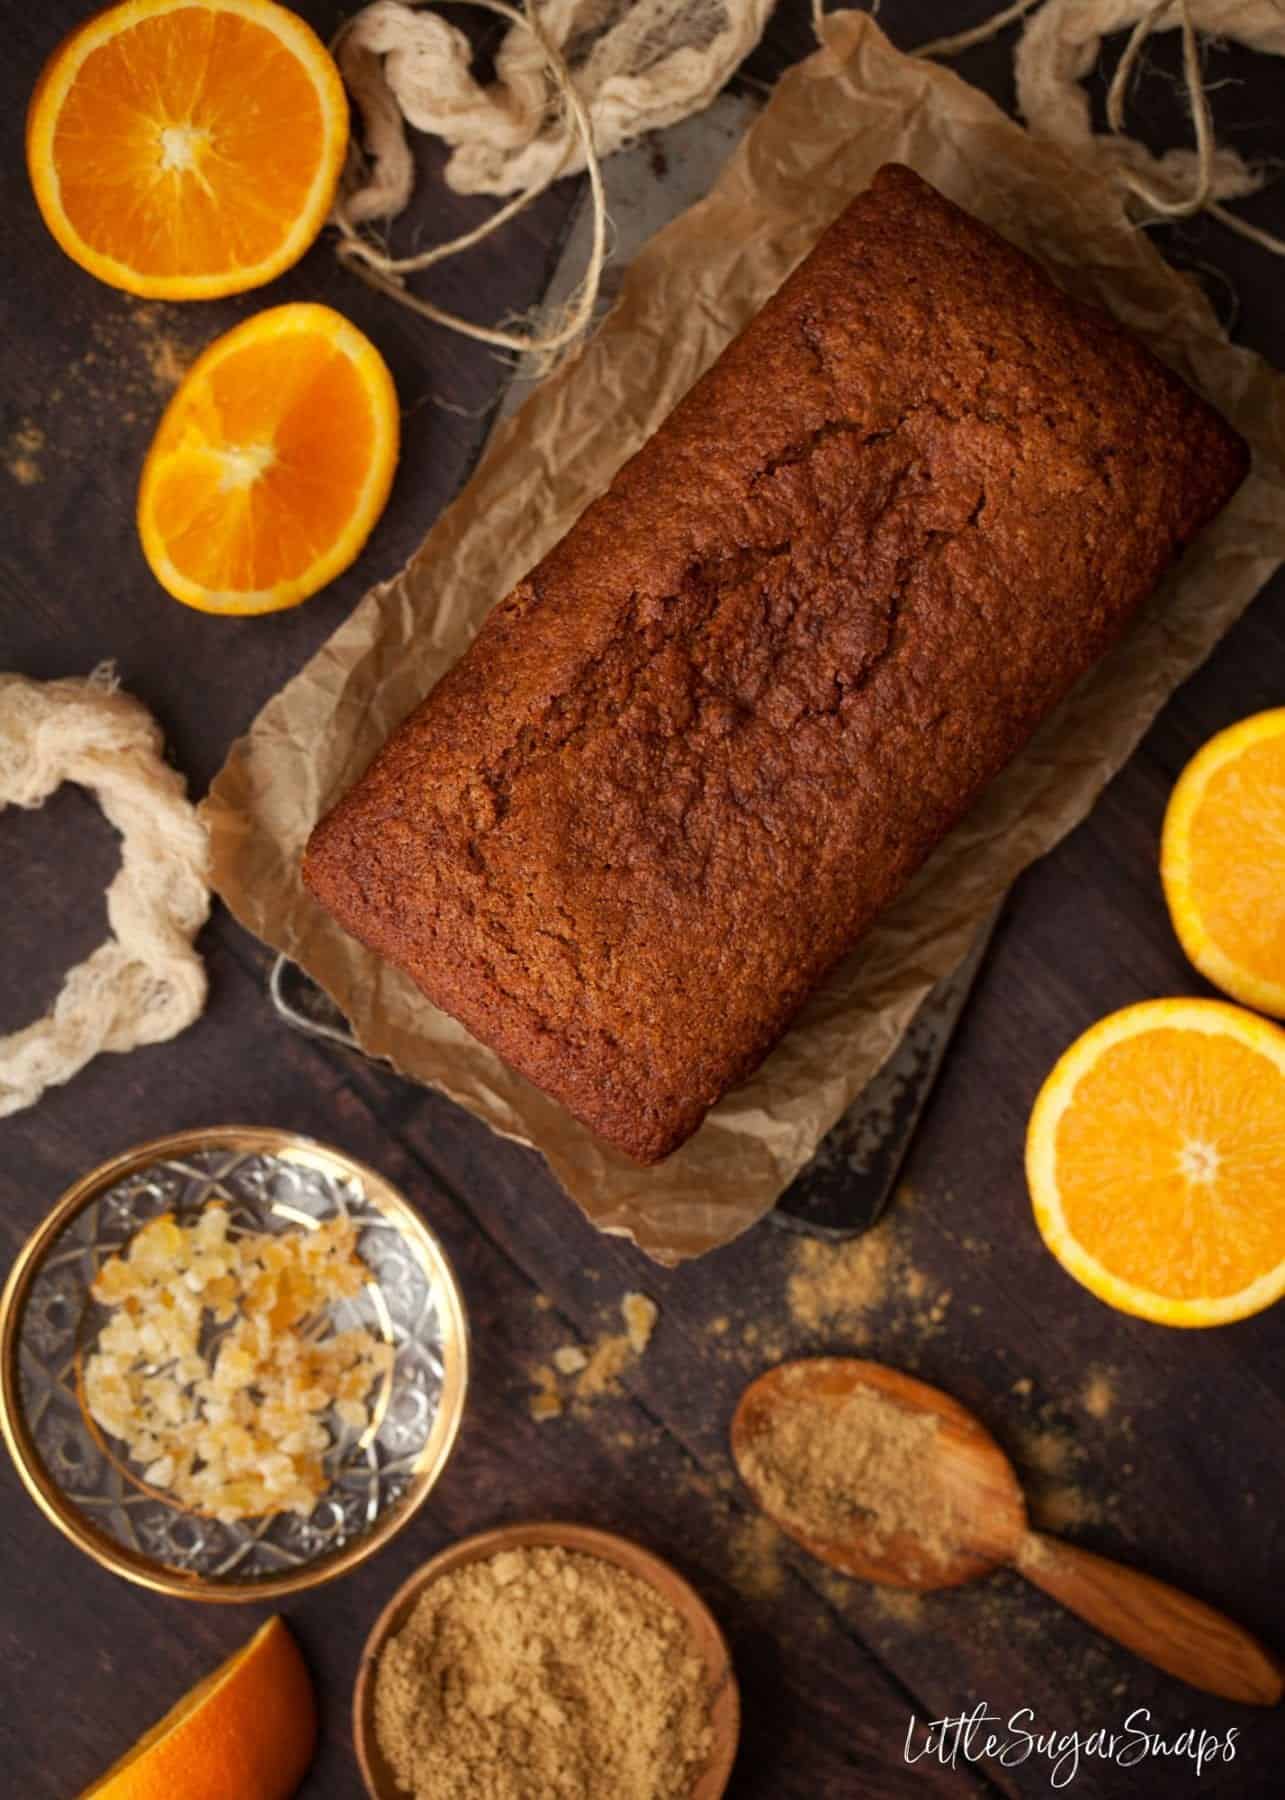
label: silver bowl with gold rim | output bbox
[0,1126,468,1602]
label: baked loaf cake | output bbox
[304,164,1249,1164]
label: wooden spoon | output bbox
[732,1358,1282,1706]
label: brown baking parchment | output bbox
[204,11,1285,1264]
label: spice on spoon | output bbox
[737,1372,959,1574]
[374,1545,713,1800]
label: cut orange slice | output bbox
[1027,999,1285,1326]
[27,0,348,300]
[80,1616,315,1799]
[137,302,399,613]
[1162,709,1285,1019]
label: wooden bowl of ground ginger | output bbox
[353,1521,740,1800]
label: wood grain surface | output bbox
[2,3,1282,1797]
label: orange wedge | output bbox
[80,1616,315,1800]
[1027,999,1285,1327]
[1162,709,1285,1019]
[137,302,399,613]
[27,0,348,300]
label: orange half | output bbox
[79,1616,316,1800]
[1027,999,1285,1327]
[137,302,399,613]
[1162,708,1285,1019]
[27,0,349,299]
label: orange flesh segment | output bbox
[147,332,382,591]
[50,12,325,279]
[1186,734,1285,989]
[1055,1027,1285,1301]
[80,1615,315,1799]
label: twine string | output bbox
[340,0,1285,358]
[912,0,1285,257]
[1107,0,1216,220]
[914,0,1043,62]
[331,0,608,359]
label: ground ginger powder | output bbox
[740,1380,958,1576]
[374,1545,714,1799]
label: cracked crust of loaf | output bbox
[304,164,1249,1165]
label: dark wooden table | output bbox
[3,4,1283,1796]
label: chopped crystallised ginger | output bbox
[84,1207,393,1522]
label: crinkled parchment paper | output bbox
[205,11,1285,1264]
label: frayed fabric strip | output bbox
[903,0,1285,256]
[0,665,210,1117]
[329,0,774,360]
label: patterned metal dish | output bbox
[0,1127,468,1601]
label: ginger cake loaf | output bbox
[304,164,1249,1164]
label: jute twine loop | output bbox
[332,0,606,357]
[905,0,1285,256]
[0,667,210,1118]
[331,0,774,359]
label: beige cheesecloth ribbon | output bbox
[334,0,1285,357]
[0,668,210,1118]
[996,0,1285,253]
[330,0,776,353]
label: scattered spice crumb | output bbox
[532,1294,552,1311]
[787,1234,891,1335]
[1013,1415,1113,1533]
[785,1220,950,1342]
[1081,1369,1116,1421]
[815,1567,858,1616]
[143,329,192,392]
[622,1292,658,1356]
[1029,1482,1103,1533]
[528,1365,563,1422]
[1011,1377,1034,1398]
[535,1296,662,1414]
[729,1513,785,1601]
[5,420,45,486]
[577,1332,634,1400]
[374,1545,714,1800]
[918,1294,951,1333]
[1018,1425,1076,1481]
[740,1322,785,1363]
[120,301,195,395]
[708,1316,729,1337]
[871,1587,924,1626]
